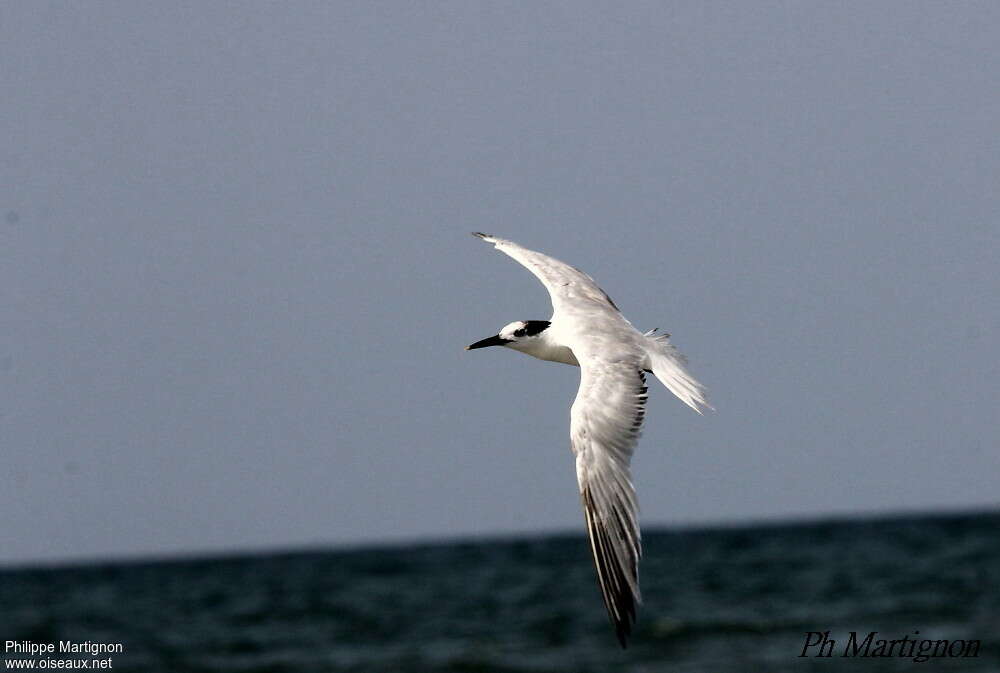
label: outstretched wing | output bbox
[472,232,621,317]
[570,356,647,647]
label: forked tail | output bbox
[643,329,712,413]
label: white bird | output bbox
[466,232,710,647]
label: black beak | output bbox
[465,334,510,350]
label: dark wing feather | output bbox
[572,363,647,647]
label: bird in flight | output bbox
[466,232,710,647]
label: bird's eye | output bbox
[513,328,526,338]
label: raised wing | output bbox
[571,356,647,647]
[472,232,621,317]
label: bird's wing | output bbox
[570,353,647,647]
[472,232,621,317]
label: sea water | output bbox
[2,511,997,672]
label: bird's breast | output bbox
[533,342,580,366]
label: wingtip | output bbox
[471,231,496,243]
[582,485,640,650]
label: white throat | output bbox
[509,330,579,366]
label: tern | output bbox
[466,233,710,647]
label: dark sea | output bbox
[2,511,998,673]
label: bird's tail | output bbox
[642,328,712,414]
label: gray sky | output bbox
[2,2,998,565]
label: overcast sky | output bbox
[2,2,998,565]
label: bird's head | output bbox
[466,320,551,353]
